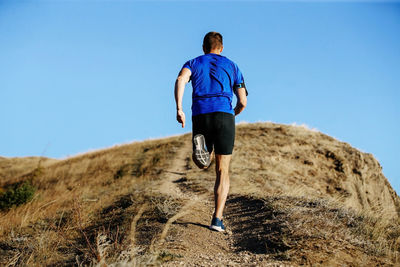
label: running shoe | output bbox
[192,134,211,169]
[209,217,225,232]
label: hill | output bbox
[0,122,399,266]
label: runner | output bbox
[174,31,248,232]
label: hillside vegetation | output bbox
[0,122,399,266]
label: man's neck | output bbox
[206,50,221,55]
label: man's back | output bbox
[183,53,244,116]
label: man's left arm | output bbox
[234,87,247,116]
[174,67,191,128]
[233,65,248,116]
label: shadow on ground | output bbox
[226,195,291,255]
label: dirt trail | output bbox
[152,138,282,266]
[152,138,230,265]
[157,138,194,199]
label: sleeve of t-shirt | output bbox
[181,60,193,81]
[233,64,248,96]
[182,60,192,72]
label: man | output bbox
[174,32,247,232]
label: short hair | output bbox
[203,32,223,53]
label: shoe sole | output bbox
[193,134,210,168]
[209,225,225,232]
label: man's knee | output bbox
[215,154,231,176]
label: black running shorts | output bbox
[192,112,235,155]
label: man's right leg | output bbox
[209,154,231,232]
[213,154,231,220]
[208,112,235,231]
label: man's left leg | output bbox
[192,134,211,169]
[192,114,213,169]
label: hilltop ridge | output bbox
[231,123,399,219]
[0,122,399,266]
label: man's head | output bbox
[203,31,223,54]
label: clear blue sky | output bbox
[1,1,399,193]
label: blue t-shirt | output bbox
[182,53,245,116]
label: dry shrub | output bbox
[0,180,36,210]
[150,195,181,223]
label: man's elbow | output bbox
[176,75,188,84]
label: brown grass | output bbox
[0,123,399,266]
[226,194,399,266]
[0,135,185,265]
[231,122,400,219]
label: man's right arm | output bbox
[234,87,247,116]
[174,68,191,127]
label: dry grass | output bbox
[0,157,57,187]
[226,194,399,266]
[0,135,185,266]
[231,122,400,219]
[0,123,399,266]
